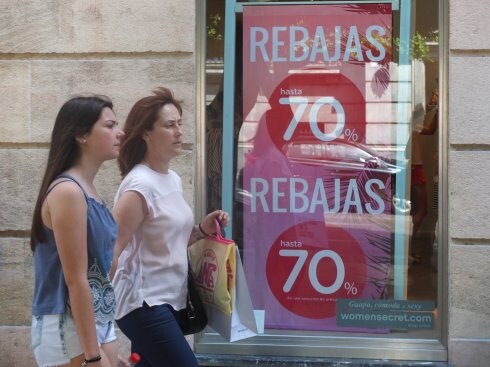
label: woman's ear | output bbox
[142,130,150,144]
[76,136,87,144]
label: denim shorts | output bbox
[32,311,116,367]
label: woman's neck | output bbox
[64,158,102,197]
[68,157,100,183]
[143,156,169,174]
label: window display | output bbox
[201,0,442,360]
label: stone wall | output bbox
[448,0,490,366]
[1,1,490,367]
[0,0,196,365]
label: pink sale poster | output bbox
[241,3,394,332]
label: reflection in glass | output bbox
[204,0,440,339]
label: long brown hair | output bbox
[30,95,113,251]
[118,87,183,176]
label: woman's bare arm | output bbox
[110,190,147,280]
[45,181,102,363]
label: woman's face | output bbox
[144,103,183,161]
[84,107,124,161]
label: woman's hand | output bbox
[200,210,229,236]
[117,353,131,367]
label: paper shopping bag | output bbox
[188,228,236,317]
[188,222,257,342]
[221,245,258,342]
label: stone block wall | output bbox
[1,1,490,367]
[0,1,196,365]
[448,1,490,366]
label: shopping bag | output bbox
[188,221,257,342]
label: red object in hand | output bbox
[129,353,141,365]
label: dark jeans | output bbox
[116,303,199,367]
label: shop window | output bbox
[200,0,445,361]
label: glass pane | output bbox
[205,0,441,344]
[205,0,226,212]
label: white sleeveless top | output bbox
[112,164,194,320]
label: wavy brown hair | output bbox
[118,87,183,176]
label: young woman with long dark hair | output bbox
[31,95,125,367]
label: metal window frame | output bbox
[194,0,449,361]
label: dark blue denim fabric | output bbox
[116,303,199,367]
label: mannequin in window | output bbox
[410,88,438,263]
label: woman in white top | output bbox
[110,87,228,367]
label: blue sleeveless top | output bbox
[32,174,117,323]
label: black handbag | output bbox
[178,264,208,335]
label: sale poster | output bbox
[241,4,394,331]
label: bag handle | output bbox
[213,218,224,240]
[203,219,234,245]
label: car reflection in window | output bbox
[283,138,400,176]
[235,138,408,218]
[280,137,407,216]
